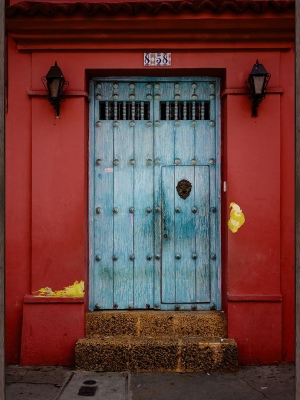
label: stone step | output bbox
[75,336,238,372]
[86,311,227,338]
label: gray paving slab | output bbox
[5,364,295,400]
[19,366,71,385]
[238,364,295,400]
[5,366,28,383]
[6,383,61,400]
[130,372,265,400]
[58,371,127,400]
[6,365,72,385]
[5,365,73,400]
[129,365,295,400]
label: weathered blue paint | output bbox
[89,77,221,310]
[161,166,175,303]
[162,166,211,305]
[134,83,154,309]
[175,166,196,303]
[195,166,210,302]
[95,83,114,309]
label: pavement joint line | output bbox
[54,371,74,400]
[5,381,63,386]
[125,372,131,400]
[239,376,269,400]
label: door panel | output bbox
[195,166,210,302]
[161,166,210,304]
[113,119,134,309]
[90,78,220,310]
[94,117,114,309]
[153,83,175,308]
[134,83,154,309]
[161,166,176,304]
[174,166,196,304]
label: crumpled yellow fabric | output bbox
[33,280,84,297]
[228,202,245,233]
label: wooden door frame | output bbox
[295,0,300,396]
[88,76,221,311]
[0,0,5,394]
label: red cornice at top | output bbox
[6,0,295,16]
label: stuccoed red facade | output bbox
[5,0,295,366]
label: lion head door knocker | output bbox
[176,179,192,200]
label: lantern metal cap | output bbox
[46,61,64,81]
[250,60,268,76]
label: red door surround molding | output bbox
[5,1,295,366]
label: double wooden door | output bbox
[89,78,221,311]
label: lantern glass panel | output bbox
[253,75,265,95]
[48,78,61,98]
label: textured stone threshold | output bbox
[86,310,227,338]
[76,336,238,372]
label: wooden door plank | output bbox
[194,84,216,307]
[113,118,134,309]
[195,166,210,302]
[195,121,214,165]
[133,82,154,308]
[113,83,134,309]
[94,83,114,309]
[94,119,114,309]
[99,82,114,101]
[194,81,211,101]
[161,166,176,303]
[175,166,196,303]
[154,82,175,307]
[173,82,196,304]
[174,82,195,165]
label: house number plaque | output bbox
[144,53,171,67]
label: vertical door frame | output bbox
[0,0,5,393]
[88,76,221,311]
[295,0,300,396]
[88,80,95,311]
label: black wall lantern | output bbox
[42,62,69,118]
[245,60,271,117]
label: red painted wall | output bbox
[5,37,32,363]
[21,299,85,366]
[5,6,295,365]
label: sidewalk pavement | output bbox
[5,363,295,400]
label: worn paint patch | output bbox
[130,213,134,227]
[33,280,84,297]
[228,202,245,233]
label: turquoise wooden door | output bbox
[89,78,221,311]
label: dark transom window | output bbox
[160,101,210,120]
[99,101,150,121]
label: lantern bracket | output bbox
[245,60,271,117]
[41,61,69,118]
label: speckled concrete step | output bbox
[75,336,238,372]
[86,311,227,338]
